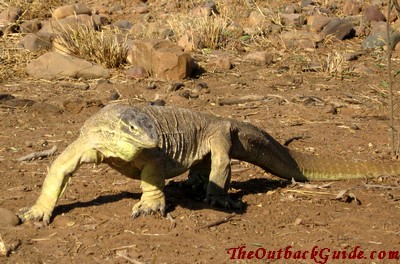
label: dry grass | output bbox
[168,13,231,50]
[166,0,254,50]
[1,0,63,20]
[0,33,43,82]
[0,235,6,256]
[322,50,349,75]
[54,25,128,69]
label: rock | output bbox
[248,11,265,27]
[129,22,146,37]
[127,39,195,80]
[19,20,42,34]
[39,15,101,34]
[0,208,20,227]
[343,0,361,16]
[0,7,22,22]
[30,102,62,116]
[59,81,90,90]
[149,99,166,106]
[92,14,110,29]
[344,52,359,61]
[206,56,232,70]
[301,0,314,7]
[53,3,92,19]
[307,15,334,32]
[133,4,150,14]
[113,20,133,30]
[63,99,103,114]
[153,46,196,80]
[243,51,273,65]
[168,82,184,91]
[226,22,244,38]
[27,51,110,80]
[0,7,21,34]
[192,1,219,17]
[370,21,386,35]
[363,5,386,22]
[20,33,53,52]
[192,6,212,17]
[110,2,125,13]
[285,3,301,14]
[177,32,204,51]
[281,13,305,27]
[0,21,16,35]
[126,66,147,79]
[361,30,400,50]
[279,30,322,50]
[351,64,374,74]
[321,19,354,40]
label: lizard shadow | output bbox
[53,191,140,217]
[165,178,291,215]
[53,178,290,219]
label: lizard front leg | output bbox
[18,138,100,225]
[131,153,166,218]
[205,123,242,209]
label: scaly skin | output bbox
[17,104,400,224]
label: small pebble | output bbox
[147,81,157,90]
[169,82,184,92]
[0,208,20,227]
[149,99,166,106]
[110,91,120,100]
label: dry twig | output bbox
[291,178,334,189]
[196,213,236,230]
[0,235,6,256]
[17,145,57,162]
[116,250,144,264]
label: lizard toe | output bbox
[131,198,166,219]
[17,205,51,225]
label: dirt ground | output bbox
[2,1,400,264]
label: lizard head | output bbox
[82,104,159,161]
[118,107,159,149]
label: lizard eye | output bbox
[129,125,137,131]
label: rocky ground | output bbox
[1,0,400,263]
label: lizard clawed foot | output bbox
[182,172,208,193]
[17,205,52,225]
[204,195,243,209]
[131,197,166,219]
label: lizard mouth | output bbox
[132,138,158,149]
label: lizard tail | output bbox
[289,150,400,181]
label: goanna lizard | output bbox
[17,104,400,224]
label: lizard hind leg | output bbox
[205,123,243,209]
[184,157,212,195]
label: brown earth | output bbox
[2,1,400,264]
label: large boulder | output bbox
[127,39,196,80]
[26,51,110,80]
[53,3,92,19]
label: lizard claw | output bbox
[131,198,166,219]
[17,205,51,225]
[204,195,243,209]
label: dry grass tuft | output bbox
[0,33,42,82]
[0,235,6,256]
[1,0,63,20]
[323,50,348,75]
[168,13,232,50]
[54,25,128,69]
